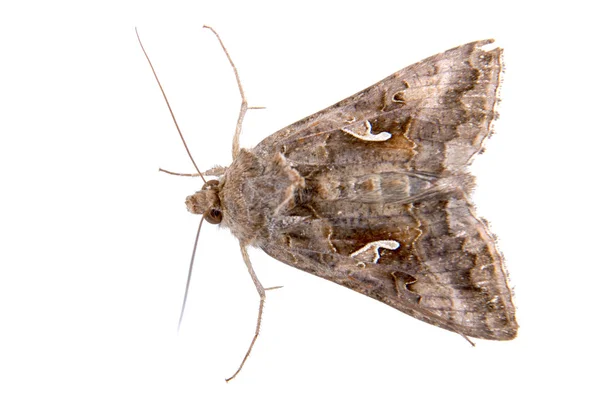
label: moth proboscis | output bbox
[137,27,518,382]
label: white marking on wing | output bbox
[350,240,400,263]
[342,121,391,142]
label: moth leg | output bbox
[225,242,267,382]
[461,334,476,347]
[158,168,202,177]
[157,166,227,178]
[203,26,264,159]
[265,285,283,291]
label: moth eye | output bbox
[204,208,223,224]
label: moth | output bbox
[138,27,517,381]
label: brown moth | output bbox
[138,28,517,381]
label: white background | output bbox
[1,1,597,399]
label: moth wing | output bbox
[259,190,517,340]
[248,39,515,339]
[255,39,502,174]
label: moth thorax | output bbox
[185,189,220,215]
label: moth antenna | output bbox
[203,25,264,159]
[178,217,204,332]
[226,243,266,382]
[135,27,206,184]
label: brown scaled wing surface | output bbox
[218,39,517,340]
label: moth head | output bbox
[185,179,222,224]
